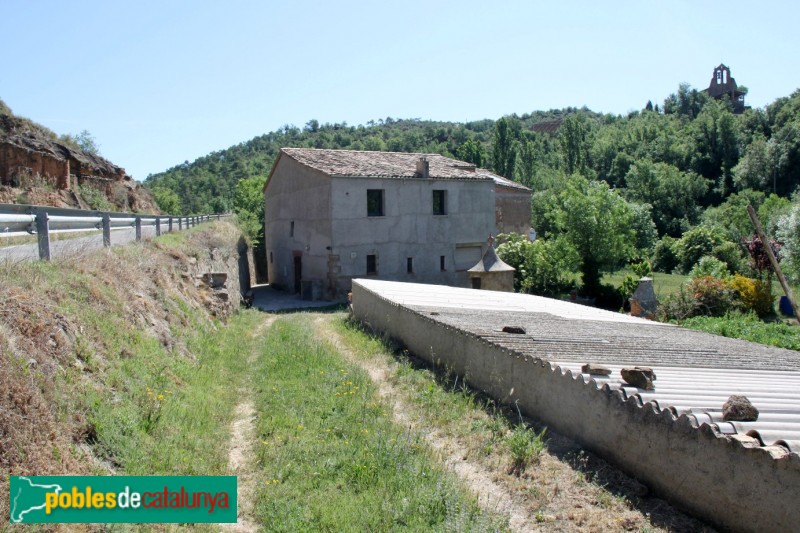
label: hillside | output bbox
[0,100,158,213]
[0,222,244,521]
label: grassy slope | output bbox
[251,316,505,531]
[0,227,505,531]
[0,224,252,529]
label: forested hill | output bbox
[142,108,590,214]
[144,85,800,240]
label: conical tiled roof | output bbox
[468,245,514,273]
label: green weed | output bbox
[251,315,507,531]
[507,425,547,474]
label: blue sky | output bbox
[2,1,798,181]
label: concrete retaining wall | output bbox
[352,281,800,533]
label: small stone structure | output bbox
[467,235,515,292]
[629,277,657,319]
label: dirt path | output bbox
[313,316,536,532]
[222,315,276,533]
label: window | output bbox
[471,277,482,289]
[367,189,384,216]
[432,190,447,215]
[290,221,294,236]
[366,254,377,274]
[407,257,414,273]
[440,255,446,271]
[454,245,482,271]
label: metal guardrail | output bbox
[0,203,228,261]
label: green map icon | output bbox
[10,476,63,523]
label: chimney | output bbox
[415,157,429,179]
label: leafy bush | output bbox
[653,236,680,273]
[711,241,745,274]
[618,260,654,302]
[675,226,725,273]
[728,275,774,317]
[497,233,579,297]
[777,204,800,281]
[78,184,113,211]
[658,287,703,321]
[687,275,738,317]
[507,426,546,475]
[689,256,730,280]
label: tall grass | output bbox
[678,311,800,350]
[251,315,506,531]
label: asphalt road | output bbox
[0,225,161,262]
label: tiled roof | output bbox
[279,148,530,191]
[467,246,515,273]
[530,120,562,134]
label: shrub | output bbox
[689,256,731,280]
[653,236,679,273]
[688,276,737,317]
[618,260,654,302]
[658,287,703,321]
[729,275,774,317]
[680,311,800,350]
[675,226,725,273]
[78,184,113,211]
[496,233,579,297]
[507,426,546,475]
[711,241,745,275]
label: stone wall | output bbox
[351,281,800,533]
[495,184,531,236]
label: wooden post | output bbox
[135,216,142,241]
[168,217,173,233]
[747,205,800,324]
[155,216,161,237]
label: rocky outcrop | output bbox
[0,114,158,212]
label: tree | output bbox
[663,83,708,119]
[558,113,592,176]
[456,139,484,167]
[491,117,520,177]
[75,130,100,155]
[624,160,708,236]
[515,140,536,188]
[151,187,182,214]
[702,189,766,242]
[777,203,800,281]
[732,134,773,191]
[496,233,578,296]
[550,176,635,295]
[233,175,267,245]
[59,129,101,155]
[629,202,658,257]
[690,100,740,196]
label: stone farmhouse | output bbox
[263,148,531,300]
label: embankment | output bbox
[0,220,253,523]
